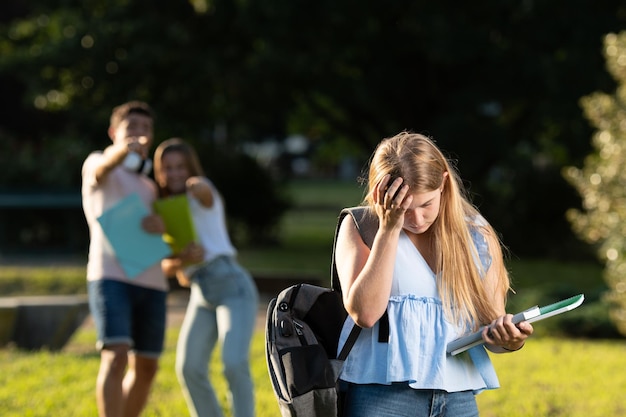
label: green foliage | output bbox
[1,1,625,258]
[506,258,619,339]
[563,31,626,336]
[0,131,92,187]
[194,142,292,245]
[0,266,86,296]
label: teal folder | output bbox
[153,194,197,254]
[447,294,585,356]
[97,193,171,278]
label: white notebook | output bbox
[447,294,585,356]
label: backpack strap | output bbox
[343,206,379,248]
[331,206,390,347]
[331,207,495,349]
[330,206,378,291]
[337,321,362,360]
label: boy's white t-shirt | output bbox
[81,151,168,291]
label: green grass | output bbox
[0,326,278,417]
[1,326,625,417]
[0,265,86,295]
[286,179,366,209]
[238,179,365,279]
[477,337,626,417]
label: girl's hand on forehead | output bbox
[376,175,410,207]
[374,174,412,227]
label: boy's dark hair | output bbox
[110,101,155,129]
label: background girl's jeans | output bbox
[175,256,259,417]
[343,382,479,417]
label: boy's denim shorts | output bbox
[88,279,167,358]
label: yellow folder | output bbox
[153,194,197,254]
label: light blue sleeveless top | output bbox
[337,226,499,394]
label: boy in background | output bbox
[81,101,168,417]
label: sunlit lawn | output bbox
[1,323,625,417]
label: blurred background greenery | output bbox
[2,0,626,258]
[1,1,626,337]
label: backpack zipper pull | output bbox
[293,321,307,345]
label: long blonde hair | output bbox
[364,131,510,328]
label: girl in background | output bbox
[154,138,259,417]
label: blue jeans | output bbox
[87,279,167,357]
[342,383,479,417]
[176,256,259,417]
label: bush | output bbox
[506,283,621,339]
[197,143,292,245]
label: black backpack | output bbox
[265,207,378,417]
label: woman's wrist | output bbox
[502,341,525,352]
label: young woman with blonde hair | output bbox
[335,131,533,416]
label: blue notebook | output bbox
[97,193,171,278]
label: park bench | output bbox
[0,295,89,351]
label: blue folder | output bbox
[97,193,171,278]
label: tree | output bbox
[0,0,291,244]
[1,0,625,256]
[563,31,626,336]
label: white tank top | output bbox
[187,179,236,263]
